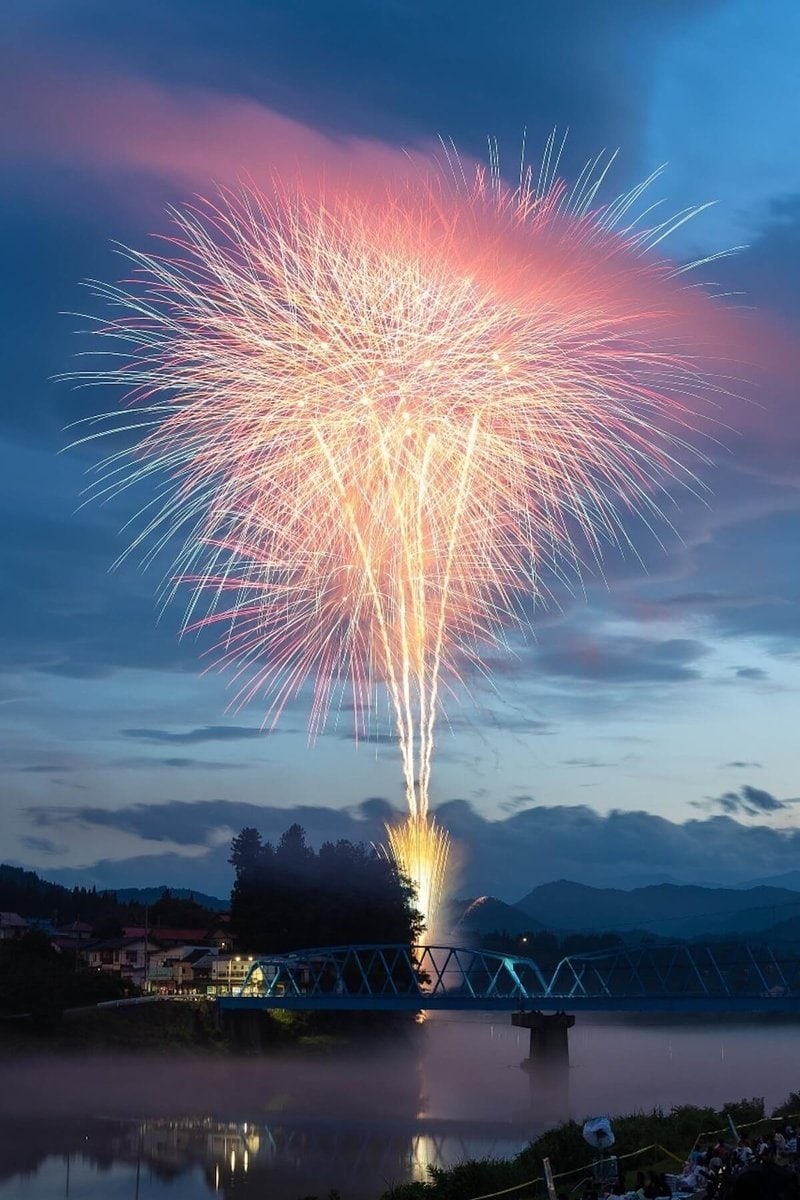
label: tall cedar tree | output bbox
[228,824,422,952]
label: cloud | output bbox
[0,51,444,217]
[561,758,615,769]
[736,667,768,681]
[716,194,800,322]
[722,761,763,769]
[18,764,76,774]
[628,509,800,650]
[1,5,715,171]
[536,635,708,685]
[121,725,268,745]
[18,835,66,856]
[28,797,389,850]
[336,731,399,746]
[700,784,797,818]
[498,793,536,815]
[113,756,248,771]
[21,796,800,901]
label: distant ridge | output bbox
[514,879,800,938]
[113,886,228,911]
[734,870,800,892]
[452,895,545,937]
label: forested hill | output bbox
[0,863,115,924]
[514,879,800,937]
[0,864,225,927]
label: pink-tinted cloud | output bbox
[0,53,430,198]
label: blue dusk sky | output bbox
[0,1,798,901]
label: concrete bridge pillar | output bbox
[512,1010,575,1062]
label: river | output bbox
[2,1012,799,1199]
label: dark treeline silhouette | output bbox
[228,824,422,953]
[0,864,114,925]
[0,865,219,936]
[479,928,624,967]
[0,931,130,1019]
[92,890,221,939]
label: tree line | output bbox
[228,823,422,952]
[0,864,220,936]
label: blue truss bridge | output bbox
[217,942,800,1014]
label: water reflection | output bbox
[0,1114,530,1199]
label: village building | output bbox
[84,936,162,988]
[0,912,30,940]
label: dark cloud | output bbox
[22,796,800,901]
[159,756,242,770]
[113,756,248,771]
[337,731,399,746]
[736,667,768,681]
[121,725,268,745]
[561,758,615,769]
[18,835,65,856]
[722,761,763,769]
[656,592,784,619]
[498,793,535,815]
[536,635,707,685]
[17,764,76,774]
[630,510,800,649]
[700,784,796,818]
[28,798,391,850]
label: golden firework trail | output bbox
[71,140,723,936]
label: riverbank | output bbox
[381,1094,800,1200]
[0,1000,420,1054]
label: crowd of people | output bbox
[568,1124,800,1199]
[700,1127,800,1198]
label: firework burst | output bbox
[71,141,724,935]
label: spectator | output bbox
[643,1172,667,1199]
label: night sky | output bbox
[1,1,798,901]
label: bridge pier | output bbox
[512,1010,575,1062]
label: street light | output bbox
[227,955,241,995]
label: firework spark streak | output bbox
[71,142,725,935]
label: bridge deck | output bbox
[218,993,800,1014]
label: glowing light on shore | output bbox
[71,140,725,933]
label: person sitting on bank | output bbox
[643,1171,667,1199]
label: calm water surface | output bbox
[3,1013,800,1199]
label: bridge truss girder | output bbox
[218,941,800,1013]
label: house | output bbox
[121,924,229,950]
[85,936,161,988]
[178,949,217,992]
[210,954,256,994]
[0,912,30,940]
[52,920,94,952]
[147,946,219,993]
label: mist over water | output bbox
[3,1014,800,1198]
